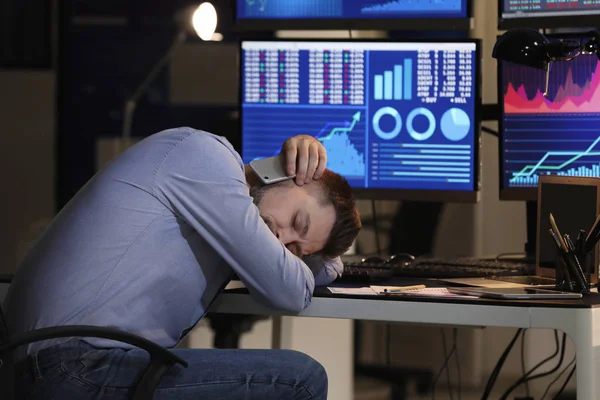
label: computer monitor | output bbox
[499,0,600,29]
[498,33,600,201]
[240,39,482,202]
[235,0,471,30]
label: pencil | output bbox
[549,213,568,252]
[585,213,600,242]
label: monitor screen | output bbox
[499,34,600,200]
[499,0,600,29]
[235,0,470,30]
[240,39,481,202]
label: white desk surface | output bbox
[210,285,600,400]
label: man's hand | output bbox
[281,135,327,186]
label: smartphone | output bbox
[447,287,582,300]
[249,155,295,185]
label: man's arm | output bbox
[152,131,315,313]
[303,255,343,286]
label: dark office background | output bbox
[2,1,569,398]
[0,0,472,269]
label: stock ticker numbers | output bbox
[308,49,365,105]
[416,49,472,105]
[243,48,300,104]
[504,0,600,12]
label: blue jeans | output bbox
[14,340,328,399]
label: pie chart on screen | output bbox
[441,108,470,141]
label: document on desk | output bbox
[375,287,477,299]
[328,285,479,298]
[328,287,378,295]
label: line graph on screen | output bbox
[244,110,366,178]
[508,136,600,185]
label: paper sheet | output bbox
[328,287,378,295]
[328,286,478,298]
[376,287,476,298]
[371,285,427,293]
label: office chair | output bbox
[0,275,188,400]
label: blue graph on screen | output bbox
[241,41,478,192]
[242,107,366,181]
[320,112,366,177]
[237,0,467,19]
[362,0,463,14]
[508,137,600,186]
[242,0,343,18]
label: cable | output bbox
[386,323,391,366]
[441,329,454,400]
[520,329,530,396]
[500,331,561,399]
[453,328,461,400]
[432,329,457,400]
[348,29,353,39]
[481,125,499,137]
[495,252,527,261]
[122,31,186,142]
[552,364,576,400]
[540,355,576,400]
[480,328,523,400]
[499,331,566,400]
[371,200,382,255]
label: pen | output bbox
[576,229,586,254]
[566,252,590,294]
[564,233,590,293]
[382,285,426,293]
[548,228,564,252]
[549,213,568,252]
[564,234,576,253]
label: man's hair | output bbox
[317,169,361,259]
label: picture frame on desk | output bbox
[536,175,600,284]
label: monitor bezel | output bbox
[497,0,600,30]
[497,32,592,201]
[233,0,472,31]
[239,37,483,203]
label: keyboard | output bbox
[338,256,535,283]
[338,258,394,283]
[403,258,535,279]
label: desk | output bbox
[210,286,600,400]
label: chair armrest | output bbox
[5,325,188,367]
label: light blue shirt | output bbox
[4,128,342,361]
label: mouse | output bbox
[386,253,415,269]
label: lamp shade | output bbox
[492,28,551,70]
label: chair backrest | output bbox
[0,279,15,400]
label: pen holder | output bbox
[554,254,575,292]
[555,249,591,295]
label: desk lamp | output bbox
[492,28,600,97]
[121,2,220,143]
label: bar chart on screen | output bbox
[373,59,412,101]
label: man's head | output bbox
[250,169,361,259]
